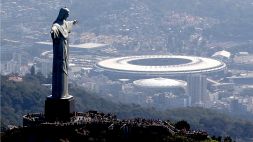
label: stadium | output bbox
[96,55,227,79]
[132,78,187,99]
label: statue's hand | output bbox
[73,20,78,25]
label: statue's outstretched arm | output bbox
[65,20,77,33]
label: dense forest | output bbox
[1,74,253,140]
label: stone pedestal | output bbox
[45,95,75,122]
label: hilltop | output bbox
[2,111,219,142]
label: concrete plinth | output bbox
[45,95,75,122]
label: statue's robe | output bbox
[51,19,74,98]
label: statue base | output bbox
[45,95,75,122]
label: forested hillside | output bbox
[1,74,253,140]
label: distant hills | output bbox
[2,0,253,46]
[2,0,253,60]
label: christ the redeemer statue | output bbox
[45,8,77,122]
[50,7,77,98]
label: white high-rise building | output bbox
[187,74,207,106]
[41,59,52,77]
[34,57,52,77]
[6,60,18,74]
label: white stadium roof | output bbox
[97,55,226,75]
[133,78,187,88]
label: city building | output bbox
[187,74,208,106]
[126,78,188,109]
[33,57,52,77]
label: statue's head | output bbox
[56,7,70,21]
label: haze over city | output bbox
[1,0,253,141]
